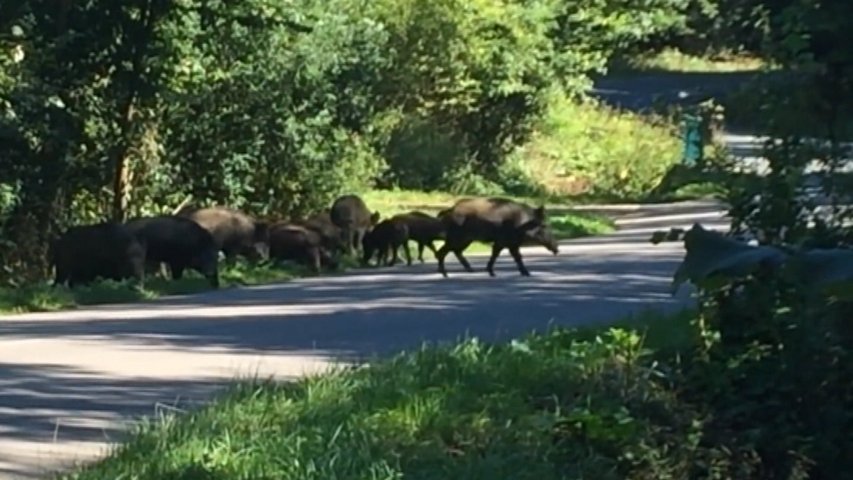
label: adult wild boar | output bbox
[125,215,220,287]
[435,197,559,277]
[329,194,380,255]
[178,206,269,262]
[50,222,146,288]
[362,217,411,267]
[268,222,337,274]
[392,211,446,263]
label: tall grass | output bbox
[61,320,719,480]
[0,261,303,314]
[610,47,769,73]
[511,93,683,201]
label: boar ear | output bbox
[371,211,381,224]
[534,205,546,220]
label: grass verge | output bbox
[0,261,305,314]
[1,191,614,315]
[60,309,709,480]
[510,93,682,201]
[609,47,768,74]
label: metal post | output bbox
[682,111,704,168]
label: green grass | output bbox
[0,261,303,314]
[361,189,578,218]
[1,190,613,315]
[60,309,706,480]
[510,94,683,201]
[610,47,769,74]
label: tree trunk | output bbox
[111,99,135,222]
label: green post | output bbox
[682,112,703,168]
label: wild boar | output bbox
[293,211,345,254]
[362,217,411,267]
[178,206,269,262]
[329,194,380,255]
[268,222,337,274]
[125,215,220,287]
[435,197,559,277]
[50,222,146,288]
[392,211,446,263]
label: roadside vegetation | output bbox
[610,47,768,74]
[512,94,683,200]
[49,0,853,477]
[0,0,684,314]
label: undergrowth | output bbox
[511,93,683,200]
[62,317,741,480]
[609,47,768,73]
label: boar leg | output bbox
[308,247,321,274]
[452,245,474,273]
[344,227,356,256]
[436,243,452,277]
[508,245,531,276]
[437,238,474,277]
[486,242,506,277]
[354,228,366,255]
[388,242,399,266]
[402,241,412,266]
[170,263,185,280]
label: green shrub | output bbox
[656,223,853,479]
[510,93,682,200]
[381,115,468,191]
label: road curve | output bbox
[0,202,728,479]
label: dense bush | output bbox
[508,93,682,199]
[650,21,853,472]
[0,0,690,283]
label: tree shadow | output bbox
[591,70,786,114]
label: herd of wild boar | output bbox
[48,194,560,289]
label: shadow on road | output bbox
[591,70,770,112]
[0,362,226,444]
[0,250,687,356]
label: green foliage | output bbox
[611,47,768,73]
[160,0,391,216]
[663,225,853,477]
[652,19,853,470]
[0,260,302,314]
[510,93,682,199]
[0,0,689,285]
[61,327,751,480]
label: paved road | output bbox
[0,201,729,479]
